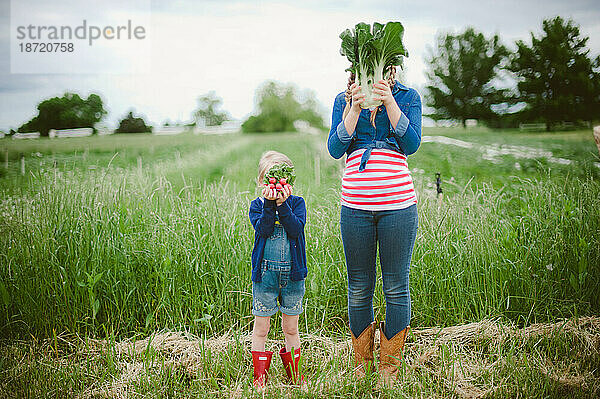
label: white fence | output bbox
[194,120,240,135]
[465,119,478,128]
[153,126,187,136]
[519,123,547,131]
[97,128,114,136]
[49,128,94,138]
[12,132,40,139]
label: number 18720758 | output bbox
[19,42,74,52]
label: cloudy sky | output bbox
[1,0,599,131]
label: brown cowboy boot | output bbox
[350,322,376,377]
[379,322,409,384]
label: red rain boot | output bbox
[251,350,273,389]
[279,346,305,385]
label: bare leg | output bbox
[281,314,300,351]
[251,316,271,352]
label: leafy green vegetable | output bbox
[263,163,296,186]
[339,22,408,109]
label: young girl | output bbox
[248,151,307,389]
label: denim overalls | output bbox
[262,219,291,266]
[252,214,305,317]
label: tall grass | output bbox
[1,146,598,339]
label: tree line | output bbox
[425,16,600,130]
[11,82,326,136]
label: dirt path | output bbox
[422,135,600,168]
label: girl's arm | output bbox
[249,198,277,237]
[277,198,306,239]
[276,188,306,239]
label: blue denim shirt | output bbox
[327,81,422,167]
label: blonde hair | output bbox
[257,151,293,185]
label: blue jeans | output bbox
[340,204,418,339]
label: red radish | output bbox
[269,177,277,184]
[276,183,283,190]
[279,178,287,185]
[269,183,275,189]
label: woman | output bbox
[327,66,421,383]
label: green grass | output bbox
[0,129,599,338]
[0,128,599,397]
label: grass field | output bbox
[0,127,599,398]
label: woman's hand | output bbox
[349,82,366,112]
[262,187,278,201]
[342,83,364,137]
[372,80,394,107]
[373,79,402,127]
[276,184,292,206]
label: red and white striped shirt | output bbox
[341,148,417,211]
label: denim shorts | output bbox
[252,260,305,317]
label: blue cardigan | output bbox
[249,195,307,282]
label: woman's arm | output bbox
[373,81,422,155]
[393,90,422,155]
[327,95,351,159]
[327,83,366,159]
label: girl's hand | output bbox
[372,80,394,107]
[349,82,366,112]
[262,187,278,201]
[276,184,292,206]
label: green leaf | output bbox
[92,271,103,286]
[374,22,408,68]
[263,163,296,186]
[339,21,409,108]
[372,22,385,38]
[339,28,356,67]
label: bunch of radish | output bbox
[263,163,296,191]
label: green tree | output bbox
[509,17,600,130]
[242,81,325,133]
[425,27,509,127]
[193,91,229,127]
[18,93,106,136]
[115,111,152,133]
